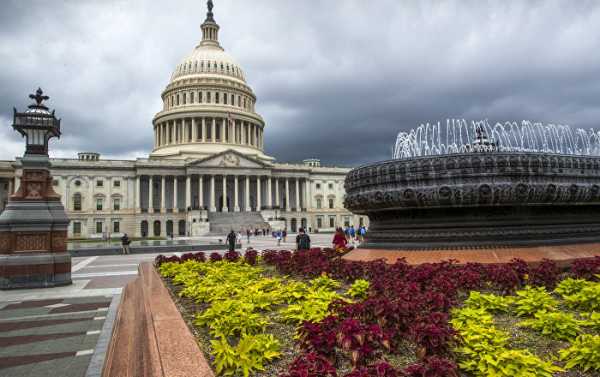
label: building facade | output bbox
[0,3,366,239]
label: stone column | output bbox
[198,175,204,209]
[135,176,140,213]
[170,121,175,144]
[275,178,280,207]
[222,175,228,212]
[209,175,216,212]
[212,118,216,142]
[202,118,206,142]
[191,118,197,141]
[161,176,166,213]
[256,176,262,211]
[267,177,272,209]
[234,175,239,212]
[185,176,192,211]
[245,176,251,211]
[303,179,308,210]
[285,178,290,211]
[148,176,154,213]
[173,176,178,213]
[295,178,300,211]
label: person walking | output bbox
[226,230,236,252]
[121,233,131,255]
[332,227,348,254]
[276,230,282,246]
[246,228,251,243]
[282,229,287,243]
[296,228,311,250]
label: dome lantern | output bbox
[200,0,221,49]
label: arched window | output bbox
[166,220,174,236]
[182,93,186,105]
[237,96,241,107]
[231,94,234,105]
[223,93,228,105]
[178,220,186,236]
[207,92,211,103]
[328,197,335,209]
[215,92,220,104]
[141,221,149,238]
[73,193,82,211]
[190,92,194,103]
[199,91,203,103]
[176,94,180,106]
[153,220,161,237]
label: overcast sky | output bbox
[2,0,600,166]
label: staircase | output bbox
[208,212,270,235]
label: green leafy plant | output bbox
[450,307,494,331]
[554,277,593,297]
[559,334,600,372]
[580,311,600,330]
[564,282,600,311]
[347,279,370,299]
[466,348,563,377]
[514,286,558,317]
[211,333,281,377]
[280,288,343,324]
[309,274,341,291]
[518,310,582,341]
[463,291,513,313]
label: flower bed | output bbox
[156,250,600,377]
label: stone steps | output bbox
[208,211,269,234]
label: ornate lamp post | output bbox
[0,88,71,289]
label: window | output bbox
[73,193,82,211]
[238,96,241,107]
[113,198,121,211]
[183,93,186,105]
[344,217,350,227]
[199,91,203,103]
[207,92,211,103]
[113,221,120,233]
[329,198,334,209]
[190,92,194,103]
[113,180,120,187]
[316,216,323,229]
[96,221,103,234]
[176,94,180,105]
[74,180,81,187]
[243,98,246,108]
[316,198,322,209]
[329,216,336,228]
[96,198,103,211]
[328,183,334,190]
[73,221,81,235]
[97,180,103,187]
[231,94,234,105]
[224,93,228,105]
[215,92,220,104]
[316,183,321,189]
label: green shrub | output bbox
[518,310,582,341]
[554,278,593,297]
[564,282,600,311]
[580,312,600,331]
[450,307,494,331]
[211,333,281,377]
[463,348,563,377]
[559,334,600,372]
[464,291,513,313]
[347,279,370,299]
[514,286,558,317]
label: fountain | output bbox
[344,119,600,249]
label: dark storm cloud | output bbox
[2,1,600,166]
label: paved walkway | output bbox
[0,233,336,377]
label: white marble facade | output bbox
[0,5,367,238]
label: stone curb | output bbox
[101,262,214,377]
[85,293,121,377]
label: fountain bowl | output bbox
[344,152,600,249]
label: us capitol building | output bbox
[0,2,366,239]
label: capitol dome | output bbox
[150,0,272,162]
